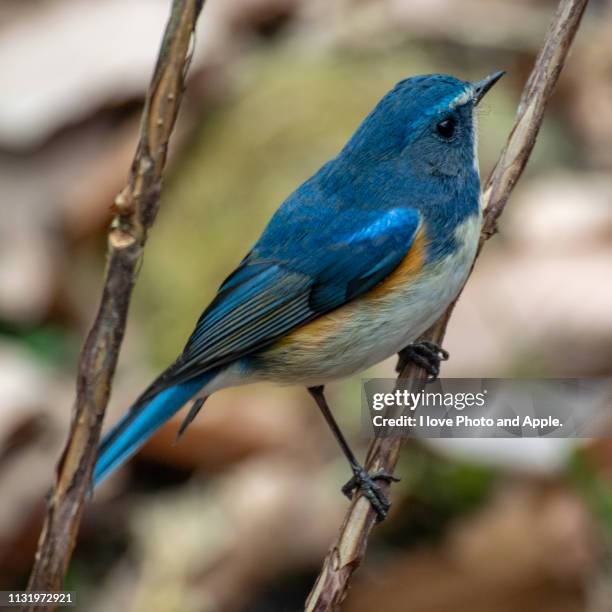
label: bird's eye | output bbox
[436,117,457,140]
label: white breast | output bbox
[340,211,482,372]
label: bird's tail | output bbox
[93,370,217,487]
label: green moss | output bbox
[568,449,612,539]
[375,443,496,546]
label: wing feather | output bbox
[140,206,422,399]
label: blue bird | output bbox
[94,71,503,519]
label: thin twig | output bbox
[25,1,205,606]
[305,0,589,609]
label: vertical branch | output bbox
[305,0,589,610]
[25,0,205,605]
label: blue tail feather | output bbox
[93,370,216,486]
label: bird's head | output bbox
[342,71,504,180]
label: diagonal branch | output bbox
[25,0,205,606]
[305,0,589,610]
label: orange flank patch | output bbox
[367,226,426,299]
[276,302,348,349]
[274,226,427,349]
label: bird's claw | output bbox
[341,467,400,522]
[396,341,449,381]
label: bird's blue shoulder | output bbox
[253,141,479,268]
[250,178,421,282]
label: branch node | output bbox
[109,227,137,250]
[112,187,133,217]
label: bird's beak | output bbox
[472,70,505,106]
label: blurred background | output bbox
[1,0,612,610]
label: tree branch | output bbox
[25,1,205,606]
[305,0,589,609]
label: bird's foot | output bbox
[396,341,449,381]
[341,467,400,522]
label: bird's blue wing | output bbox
[140,206,421,398]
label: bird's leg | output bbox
[396,341,449,381]
[307,385,399,522]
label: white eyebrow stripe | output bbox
[449,86,475,109]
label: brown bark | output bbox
[24,1,205,608]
